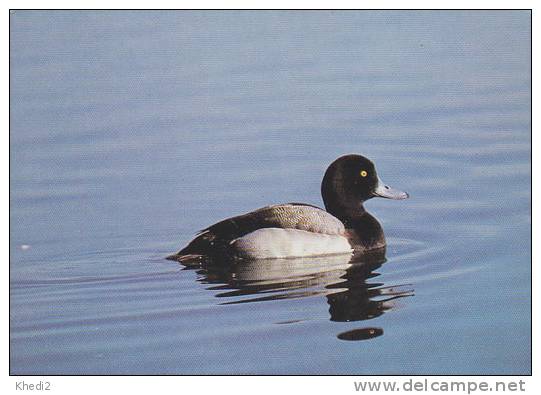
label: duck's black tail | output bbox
[166,253,206,266]
[166,230,218,266]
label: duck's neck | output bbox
[324,200,385,249]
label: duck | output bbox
[167,154,408,264]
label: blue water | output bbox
[10,11,531,374]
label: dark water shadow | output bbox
[182,248,414,341]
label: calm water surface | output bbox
[10,11,531,374]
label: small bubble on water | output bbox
[20,244,31,250]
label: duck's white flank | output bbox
[231,228,353,259]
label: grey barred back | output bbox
[204,204,346,238]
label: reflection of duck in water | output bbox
[199,250,363,302]
[189,249,413,340]
[168,154,408,264]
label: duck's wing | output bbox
[202,203,345,239]
[170,203,345,262]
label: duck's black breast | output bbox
[343,213,386,251]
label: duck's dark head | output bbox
[321,154,408,219]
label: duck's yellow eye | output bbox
[360,170,368,177]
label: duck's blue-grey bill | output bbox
[373,178,409,200]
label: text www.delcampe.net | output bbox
[354,379,526,394]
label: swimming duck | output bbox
[167,154,408,264]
